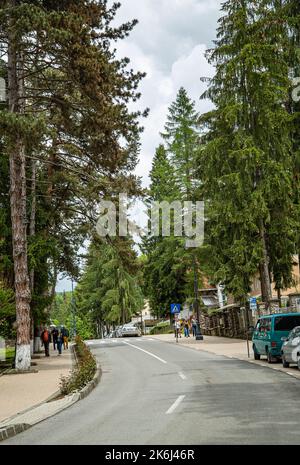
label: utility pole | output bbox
[71,280,76,339]
[193,253,203,341]
[140,310,143,335]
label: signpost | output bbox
[171,304,181,343]
[249,297,257,314]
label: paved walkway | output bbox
[150,333,300,380]
[0,346,73,423]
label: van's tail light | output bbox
[271,341,277,347]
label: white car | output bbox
[121,324,141,337]
[281,326,300,370]
[115,326,123,338]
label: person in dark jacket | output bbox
[40,327,51,357]
[56,329,63,355]
[51,328,58,350]
[61,326,69,349]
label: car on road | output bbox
[115,326,123,338]
[120,324,141,337]
[252,312,300,363]
[281,326,300,370]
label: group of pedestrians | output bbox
[174,316,199,339]
[40,326,69,357]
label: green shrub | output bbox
[150,322,173,335]
[60,336,96,395]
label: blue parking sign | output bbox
[171,303,181,314]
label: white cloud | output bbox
[112,1,220,186]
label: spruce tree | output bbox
[199,0,296,306]
[161,87,200,199]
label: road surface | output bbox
[3,337,300,445]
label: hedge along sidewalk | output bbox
[0,342,101,442]
[0,345,73,424]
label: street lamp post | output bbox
[71,280,76,338]
[140,310,143,335]
[193,254,203,341]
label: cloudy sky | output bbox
[115,0,221,186]
[56,0,222,292]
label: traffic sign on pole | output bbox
[171,303,181,314]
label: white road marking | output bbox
[122,341,167,364]
[178,372,186,380]
[287,372,295,376]
[166,395,186,415]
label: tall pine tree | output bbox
[199,0,296,306]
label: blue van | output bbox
[252,313,300,363]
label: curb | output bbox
[0,352,101,442]
[77,365,102,401]
[0,423,31,442]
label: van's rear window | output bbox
[274,316,300,331]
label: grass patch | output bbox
[60,336,96,395]
[6,347,15,360]
[0,346,15,372]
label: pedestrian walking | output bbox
[191,317,197,338]
[40,327,51,357]
[51,327,58,350]
[61,326,69,349]
[56,329,63,355]
[184,320,190,338]
[175,319,182,339]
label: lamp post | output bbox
[71,279,76,338]
[140,310,144,335]
[193,253,203,341]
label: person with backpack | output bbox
[40,327,51,357]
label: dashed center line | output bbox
[166,395,186,415]
[122,341,167,364]
[178,372,186,380]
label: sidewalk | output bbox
[150,333,300,380]
[0,346,73,423]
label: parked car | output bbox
[252,313,300,363]
[121,324,141,337]
[115,326,123,338]
[281,326,300,370]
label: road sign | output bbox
[171,303,181,314]
[249,297,257,311]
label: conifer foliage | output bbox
[199,0,298,304]
[0,1,145,369]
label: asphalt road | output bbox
[3,336,300,445]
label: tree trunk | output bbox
[8,9,31,370]
[259,220,272,312]
[29,158,36,353]
[277,288,282,307]
[259,264,267,303]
